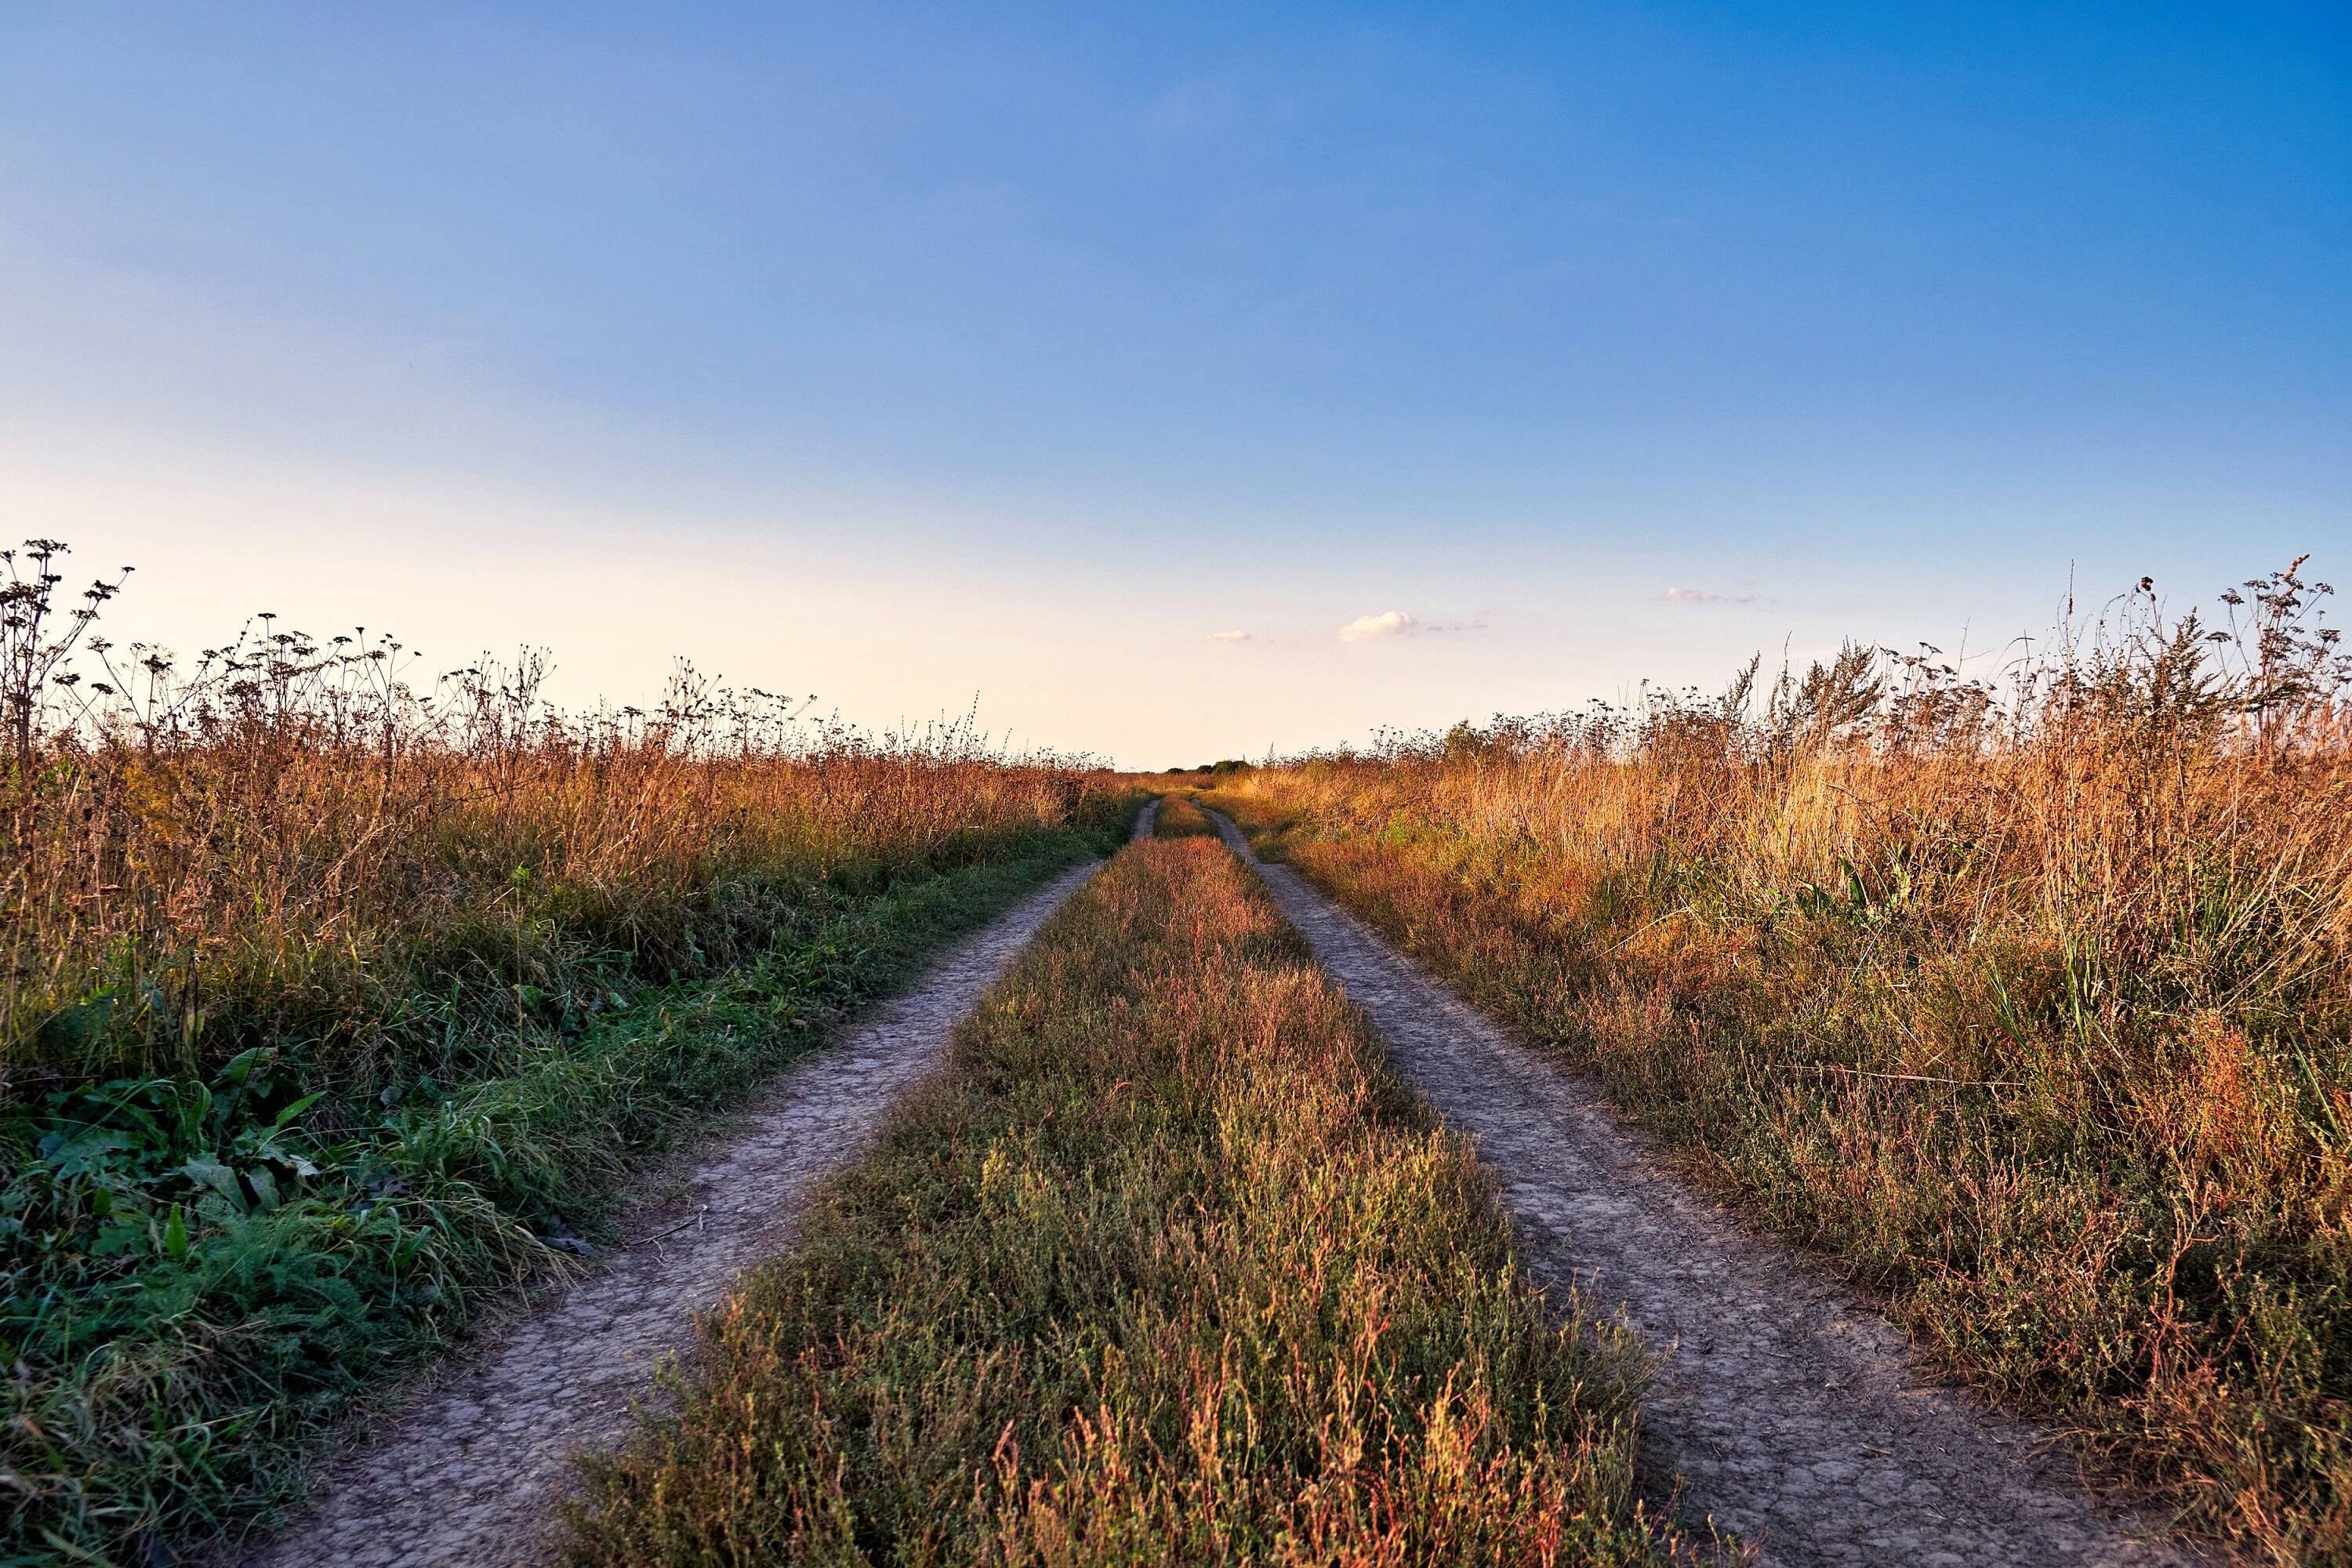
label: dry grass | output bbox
[1204,564,2352,1564]
[0,539,1130,1559]
[1152,793,1218,838]
[562,832,1699,1566]
[2,600,1102,1091]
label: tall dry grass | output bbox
[0,539,1126,1559]
[3,538,1100,1091]
[1206,562,2352,1563]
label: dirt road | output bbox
[216,814,1147,1568]
[1204,806,2195,1568]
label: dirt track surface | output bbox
[215,824,1135,1568]
[1206,807,2198,1568]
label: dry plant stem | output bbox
[212,838,1129,1568]
[1204,804,2201,1568]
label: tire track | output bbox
[1204,805,2198,1568]
[215,806,1150,1568]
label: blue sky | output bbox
[3,3,2346,764]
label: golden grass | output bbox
[3,625,1105,1089]
[1204,565,2352,1564]
[562,833,1697,1566]
[1152,793,1217,837]
[0,544,1131,1559]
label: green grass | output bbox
[2,804,1135,1567]
[561,830,1690,1566]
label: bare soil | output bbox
[1204,805,2203,1568]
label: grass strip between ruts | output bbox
[561,829,1689,1566]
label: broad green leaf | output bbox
[180,1156,241,1200]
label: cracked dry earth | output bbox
[216,816,1143,1568]
[1205,807,2201,1568]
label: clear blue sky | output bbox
[4,3,2346,764]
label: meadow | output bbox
[11,535,2347,1566]
[0,541,1131,1560]
[562,801,1693,1566]
[1200,563,2352,1564]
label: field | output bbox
[561,808,1687,1566]
[0,546,1131,1559]
[8,545,2350,1567]
[1199,565,2352,1564]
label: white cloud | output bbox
[1337,609,1417,642]
[1203,630,1250,643]
[1661,587,1759,606]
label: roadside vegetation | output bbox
[562,822,1693,1565]
[1149,791,1217,838]
[0,539,1130,1563]
[1202,562,2352,1565]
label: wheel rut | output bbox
[1203,806,2200,1568]
[211,808,1150,1568]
